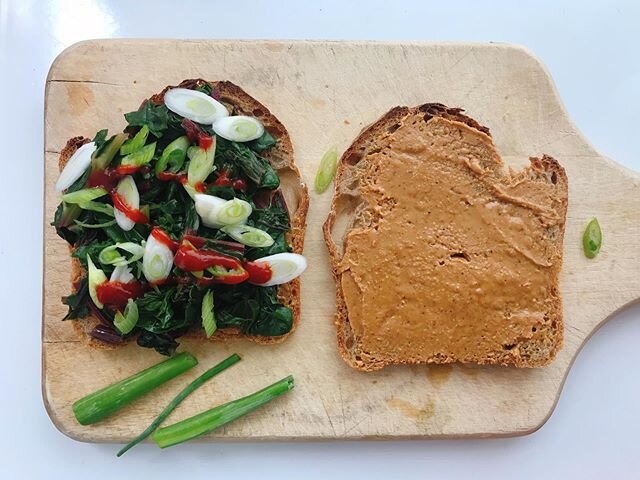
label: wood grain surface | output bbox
[43,40,640,442]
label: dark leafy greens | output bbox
[52,81,295,355]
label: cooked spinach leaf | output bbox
[137,331,179,356]
[92,129,109,149]
[62,277,90,320]
[124,101,170,138]
[216,284,293,336]
[217,138,279,189]
[247,130,276,153]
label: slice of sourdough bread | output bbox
[323,103,568,371]
[60,79,308,349]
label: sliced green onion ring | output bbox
[187,141,216,186]
[215,198,252,226]
[87,255,108,309]
[114,299,139,335]
[121,142,156,168]
[201,290,216,338]
[99,242,146,267]
[314,146,338,193]
[120,125,149,155]
[62,187,108,204]
[78,201,115,216]
[221,224,274,247]
[156,135,190,175]
[583,218,602,259]
[213,116,264,142]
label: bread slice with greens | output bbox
[324,103,567,371]
[53,79,308,354]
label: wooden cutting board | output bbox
[43,40,640,442]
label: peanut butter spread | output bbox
[337,114,566,364]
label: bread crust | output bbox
[323,104,567,371]
[59,79,308,349]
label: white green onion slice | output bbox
[114,299,139,335]
[194,194,227,228]
[110,264,135,283]
[221,225,274,247]
[61,187,107,204]
[87,255,108,308]
[164,88,229,124]
[113,176,140,232]
[201,290,216,338]
[120,125,149,155]
[212,116,264,142]
[216,198,253,226]
[187,142,216,186]
[314,146,338,193]
[99,242,146,267]
[251,253,307,287]
[55,142,96,192]
[142,232,174,284]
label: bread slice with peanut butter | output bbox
[323,104,568,371]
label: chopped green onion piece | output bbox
[583,218,602,259]
[92,133,128,171]
[58,203,82,227]
[216,198,252,225]
[73,218,117,229]
[314,146,338,193]
[117,353,241,457]
[201,290,216,337]
[114,299,139,335]
[78,201,114,216]
[156,136,190,175]
[222,224,274,247]
[121,142,156,168]
[72,352,198,426]
[152,375,294,448]
[62,187,108,204]
[99,242,146,266]
[87,255,108,309]
[187,141,216,186]
[120,125,149,155]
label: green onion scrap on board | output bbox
[582,218,602,259]
[117,353,241,457]
[72,352,198,426]
[314,146,338,193]
[152,375,295,449]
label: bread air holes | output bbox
[551,171,558,184]
[252,108,264,117]
[449,252,470,262]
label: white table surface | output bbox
[1,0,638,478]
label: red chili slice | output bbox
[115,164,140,175]
[198,133,213,150]
[245,261,273,284]
[197,268,249,286]
[151,227,179,251]
[157,171,188,184]
[174,242,241,272]
[111,192,149,224]
[95,281,145,309]
[182,234,245,252]
[88,168,121,191]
